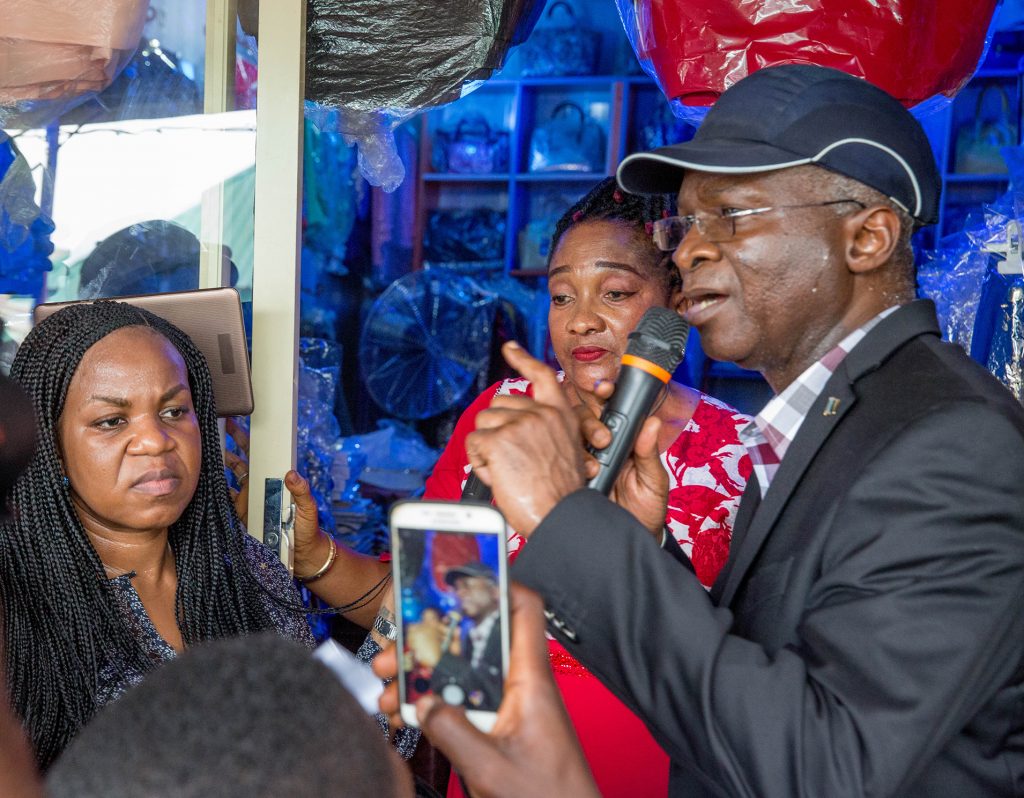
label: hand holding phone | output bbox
[372,584,601,798]
[389,500,510,733]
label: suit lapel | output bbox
[714,300,942,609]
[717,376,857,607]
[710,477,760,603]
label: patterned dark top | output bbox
[96,533,315,707]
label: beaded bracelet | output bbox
[296,534,337,584]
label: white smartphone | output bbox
[389,499,510,733]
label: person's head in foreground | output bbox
[2,300,283,767]
[546,176,680,403]
[47,633,414,798]
[617,63,939,392]
[0,374,45,798]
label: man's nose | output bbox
[672,223,719,273]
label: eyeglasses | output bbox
[651,199,867,251]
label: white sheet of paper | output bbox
[313,639,385,715]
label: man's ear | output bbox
[845,206,901,275]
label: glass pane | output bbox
[1,0,259,351]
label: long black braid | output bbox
[548,177,679,292]
[1,301,279,768]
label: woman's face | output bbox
[58,326,202,537]
[548,219,677,395]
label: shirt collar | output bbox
[740,305,901,497]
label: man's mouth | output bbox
[681,293,727,322]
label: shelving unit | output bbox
[407,38,1024,415]
[924,59,1024,243]
[411,75,693,275]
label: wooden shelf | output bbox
[944,173,1011,183]
[422,173,512,182]
[515,172,610,182]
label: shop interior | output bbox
[2,1,1024,794]
[1,5,1022,573]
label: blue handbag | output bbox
[520,1,599,77]
[431,113,510,174]
[528,102,607,172]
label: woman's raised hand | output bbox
[467,342,589,537]
[283,469,391,630]
[284,470,332,578]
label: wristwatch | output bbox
[372,612,398,642]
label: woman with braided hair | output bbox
[425,178,751,797]
[0,301,326,769]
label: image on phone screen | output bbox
[396,527,504,713]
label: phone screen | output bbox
[395,527,505,713]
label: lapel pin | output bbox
[823,397,841,416]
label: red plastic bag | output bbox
[619,0,1000,109]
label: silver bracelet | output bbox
[372,609,398,642]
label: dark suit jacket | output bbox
[430,618,504,712]
[513,301,1024,797]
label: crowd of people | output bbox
[0,63,1021,798]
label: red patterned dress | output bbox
[425,377,751,798]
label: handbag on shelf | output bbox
[424,208,506,263]
[528,102,607,173]
[955,84,1016,175]
[519,1,599,77]
[431,113,510,174]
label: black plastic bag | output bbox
[424,209,506,263]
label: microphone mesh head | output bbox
[625,307,689,373]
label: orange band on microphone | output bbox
[621,354,672,383]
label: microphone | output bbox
[460,470,492,503]
[586,306,688,495]
[440,611,463,654]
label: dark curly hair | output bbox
[548,177,679,292]
[1,301,279,768]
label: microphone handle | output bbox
[586,364,666,495]
[460,470,493,503]
[440,612,462,654]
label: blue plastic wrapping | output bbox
[918,145,1024,401]
[331,421,439,555]
[0,138,54,296]
[917,245,992,353]
[298,337,344,535]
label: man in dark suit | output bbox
[398,65,1024,797]
[430,562,504,712]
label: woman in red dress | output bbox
[425,178,751,797]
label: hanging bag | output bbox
[431,113,510,174]
[955,84,1016,174]
[520,1,599,77]
[528,102,607,172]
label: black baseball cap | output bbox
[444,561,497,587]
[617,64,940,224]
